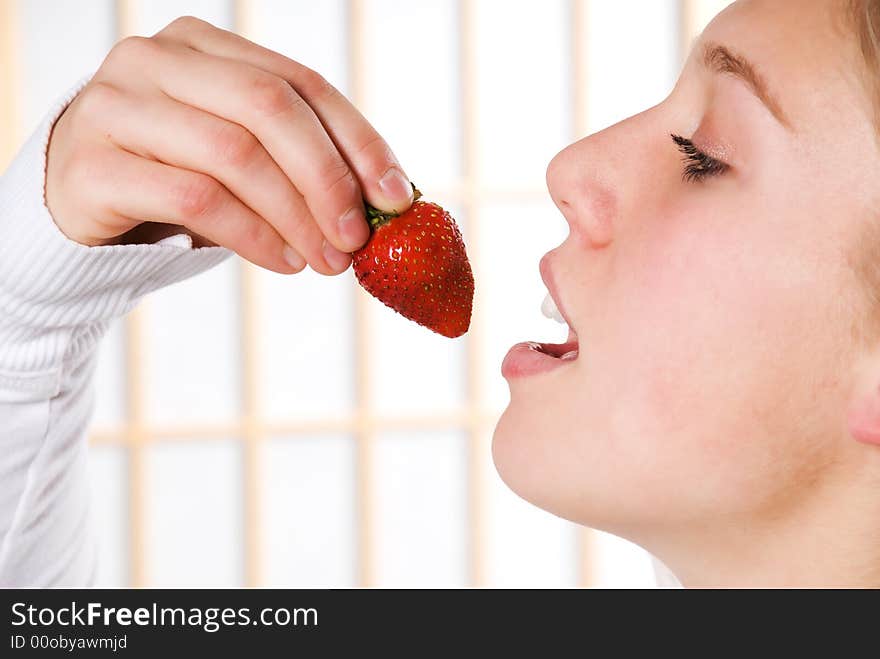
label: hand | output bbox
[45,16,414,275]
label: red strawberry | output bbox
[352,187,474,338]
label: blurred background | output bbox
[0,0,731,587]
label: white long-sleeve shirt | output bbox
[0,80,232,586]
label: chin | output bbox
[491,393,601,528]
[491,402,533,500]
[492,389,677,540]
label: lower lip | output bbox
[501,341,579,379]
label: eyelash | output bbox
[670,134,729,183]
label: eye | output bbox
[670,134,729,183]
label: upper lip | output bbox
[539,252,576,334]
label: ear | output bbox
[847,382,880,446]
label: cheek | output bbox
[493,191,856,531]
[598,205,849,512]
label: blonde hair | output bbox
[847,1,880,341]
[852,0,880,60]
[851,0,880,126]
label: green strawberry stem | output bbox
[365,183,422,229]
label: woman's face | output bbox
[493,0,880,552]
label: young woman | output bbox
[2,0,878,586]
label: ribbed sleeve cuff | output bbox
[0,77,233,400]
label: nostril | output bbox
[582,180,617,247]
[562,191,615,249]
[584,215,614,248]
[546,145,617,248]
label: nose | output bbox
[545,138,617,249]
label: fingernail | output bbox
[378,167,413,207]
[338,207,368,250]
[283,245,306,272]
[323,239,352,273]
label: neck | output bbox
[643,473,880,588]
[659,532,880,589]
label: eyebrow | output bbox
[701,42,793,130]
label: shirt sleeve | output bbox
[0,77,234,586]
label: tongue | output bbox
[534,339,579,359]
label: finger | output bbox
[81,82,349,275]
[76,144,304,274]
[121,35,370,253]
[156,19,414,222]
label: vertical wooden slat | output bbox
[231,0,262,589]
[0,0,19,173]
[239,263,261,587]
[113,0,147,588]
[459,0,487,588]
[232,0,251,39]
[570,0,595,589]
[347,0,375,588]
[679,0,700,64]
[571,0,589,141]
[115,0,137,38]
[124,310,147,587]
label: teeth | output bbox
[541,293,566,324]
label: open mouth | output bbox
[534,290,579,360]
[523,328,579,362]
[501,292,579,379]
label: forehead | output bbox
[700,0,869,137]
